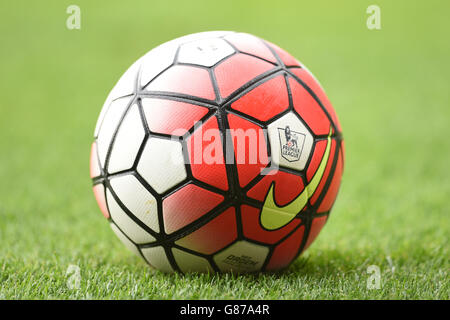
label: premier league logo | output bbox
[278,126,306,162]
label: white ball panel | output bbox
[107,58,140,100]
[108,104,145,173]
[267,112,314,171]
[172,248,213,273]
[94,60,140,137]
[168,31,234,47]
[177,38,235,67]
[137,138,187,194]
[141,246,173,272]
[106,189,155,244]
[139,43,178,88]
[96,97,132,167]
[110,223,141,257]
[139,31,234,88]
[109,174,159,233]
[94,100,111,139]
[214,241,269,272]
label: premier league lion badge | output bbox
[278,125,306,162]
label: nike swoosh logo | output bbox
[260,129,332,230]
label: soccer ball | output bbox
[90,31,344,273]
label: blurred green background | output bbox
[0,0,448,299]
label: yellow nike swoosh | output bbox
[260,129,332,230]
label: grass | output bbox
[0,0,448,299]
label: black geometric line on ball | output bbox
[138,201,233,249]
[138,91,218,107]
[104,177,161,240]
[137,93,220,110]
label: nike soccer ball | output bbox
[90,31,344,273]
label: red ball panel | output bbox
[290,68,342,132]
[306,140,327,183]
[214,54,274,98]
[93,184,109,219]
[303,216,328,251]
[143,99,209,136]
[265,41,300,67]
[318,148,343,213]
[309,139,337,206]
[231,75,289,122]
[187,116,229,191]
[176,207,237,254]
[266,225,305,270]
[163,184,224,234]
[289,77,331,136]
[227,114,269,187]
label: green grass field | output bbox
[0,0,448,299]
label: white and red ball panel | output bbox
[186,116,229,191]
[175,207,237,255]
[214,54,275,98]
[230,75,289,122]
[141,98,209,136]
[162,184,224,234]
[227,114,269,188]
[92,183,109,219]
[145,65,216,101]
